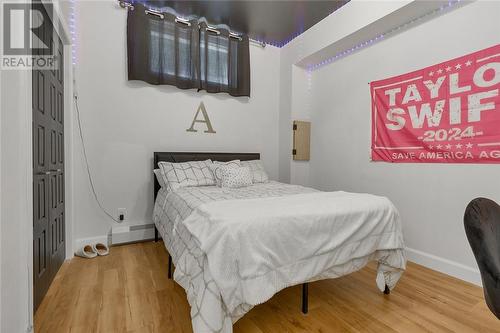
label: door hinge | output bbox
[293,124,297,130]
[292,149,297,155]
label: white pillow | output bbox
[210,160,241,187]
[153,169,168,188]
[157,159,215,191]
[221,167,253,188]
[240,160,269,183]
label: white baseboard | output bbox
[75,224,155,253]
[111,223,155,245]
[406,247,482,286]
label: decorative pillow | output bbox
[221,167,253,188]
[157,159,215,191]
[153,169,168,188]
[240,160,269,183]
[210,160,241,187]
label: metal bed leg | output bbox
[168,255,172,279]
[154,226,158,242]
[384,284,390,295]
[302,283,308,314]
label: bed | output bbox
[152,152,406,333]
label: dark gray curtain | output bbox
[127,3,250,97]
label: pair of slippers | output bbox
[75,243,109,258]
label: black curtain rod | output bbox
[118,1,266,48]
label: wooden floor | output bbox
[35,241,500,333]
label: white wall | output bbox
[1,67,33,333]
[0,7,31,333]
[306,1,500,284]
[0,66,2,331]
[278,1,414,184]
[73,1,281,242]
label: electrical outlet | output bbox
[117,208,126,222]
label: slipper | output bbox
[75,245,97,259]
[92,243,109,256]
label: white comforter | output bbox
[153,182,406,333]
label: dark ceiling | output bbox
[140,1,349,46]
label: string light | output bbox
[273,29,304,48]
[69,0,76,65]
[306,0,463,72]
[253,29,303,48]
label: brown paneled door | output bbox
[32,3,65,311]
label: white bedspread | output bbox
[153,182,406,333]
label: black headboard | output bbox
[153,152,260,200]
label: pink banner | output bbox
[371,44,500,163]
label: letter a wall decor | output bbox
[186,102,216,134]
[370,44,500,163]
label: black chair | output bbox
[464,198,500,320]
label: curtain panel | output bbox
[127,3,250,97]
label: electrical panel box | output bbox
[293,120,311,161]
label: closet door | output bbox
[33,3,65,311]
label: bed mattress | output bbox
[153,181,406,333]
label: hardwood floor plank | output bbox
[97,290,127,333]
[34,241,500,333]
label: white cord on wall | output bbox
[73,94,119,223]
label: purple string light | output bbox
[307,0,461,72]
[260,25,305,48]
[69,0,76,65]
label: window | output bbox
[127,3,250,97]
